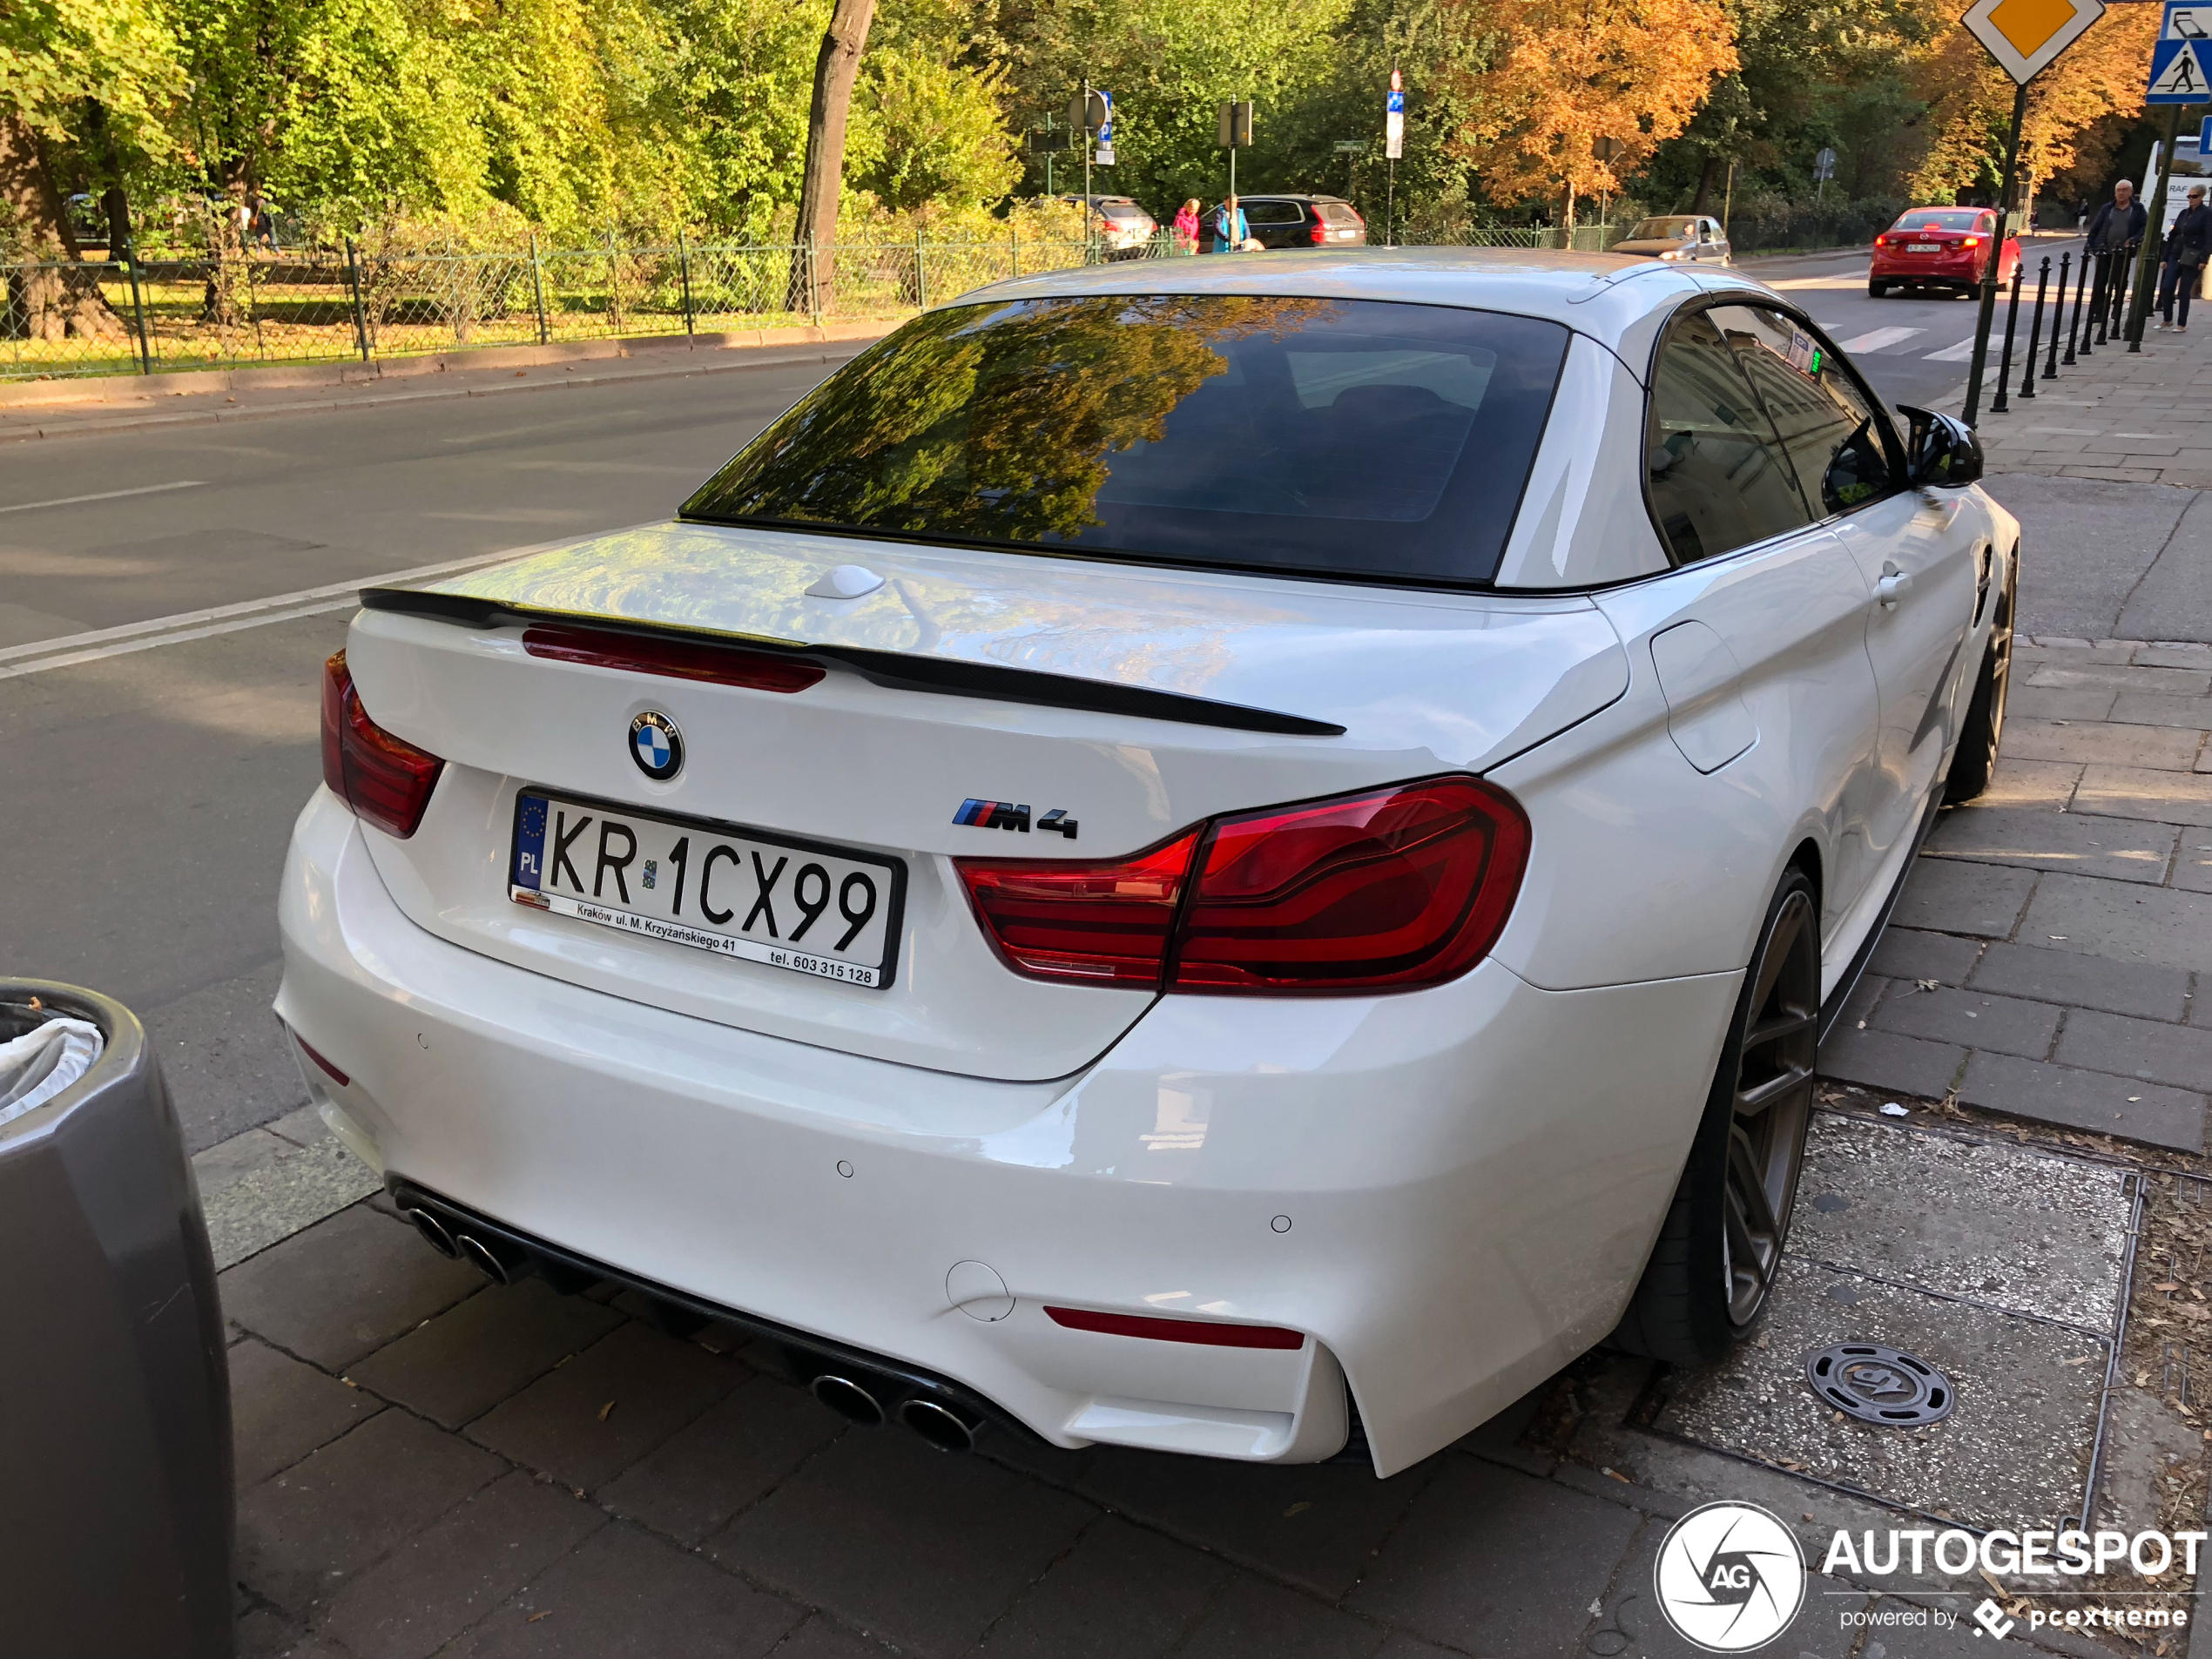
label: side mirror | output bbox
[1898,404,1983,488]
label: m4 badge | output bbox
[954,799,1078,840]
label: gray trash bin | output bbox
[0,981,234,1659]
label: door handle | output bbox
[1877,569,1912,607]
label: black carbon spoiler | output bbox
[357,587,1347,738]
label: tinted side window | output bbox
[1710,305,1897,517]
[1645,310,1815,563]
[1243,200,1305,225]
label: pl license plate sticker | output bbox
[1908,242,1940,252]
[510,792,904,988]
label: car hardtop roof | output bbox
[946,245,1763,356]
[1231,192,1352,204]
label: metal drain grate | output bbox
[1804,1343,1956,1426]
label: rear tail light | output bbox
[321,650,445,838]
[1045,1306,1305,1349]
[523,624,824,693]
[956,832,1200,986]
[956,775,1528,995]
[1310,219,1329,245]
[1961,235,1981,248]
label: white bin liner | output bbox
[0,1015,103,1129]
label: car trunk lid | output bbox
[342,521,1628,1081]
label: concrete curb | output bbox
[0,320,892,409]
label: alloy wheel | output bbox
[1721,888,1820,1326]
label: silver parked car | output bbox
[1613,214,1731,265]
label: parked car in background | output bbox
[1062,195,1158,260]
[1232,194,1367,249]
[1611,215,1730,265]
[282,246,2013,1480]
[1869,207,2018,297]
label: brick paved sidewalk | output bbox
[1819,637,2212,1152]
[1972,299,2212,489]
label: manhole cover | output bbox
[1805,1343,1955,1426]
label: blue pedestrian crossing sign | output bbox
[2150,37,2212,102]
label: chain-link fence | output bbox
[0,233,1116,382]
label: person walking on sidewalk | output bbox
[2158,184,2212,331]
[2086,179,2148,323]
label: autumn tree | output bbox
[1905,0,2158,207]
[790,0,876,312]
[1443,0,1739,225]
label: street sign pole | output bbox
[1965,81,2030,424]
[1957,0,2107,423]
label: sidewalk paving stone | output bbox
[1817,1027,1966,1100]
[2057,1007,2212,1090]
[455,1519,806,1658]
[347,1278,626,1430]
[464,1320,746,1492]
[1979,757,2084,808]
[2112,691,2212,727]
[1867,926,1984,986]
[1924,803,2177,883]
[1891,858,2036,938]
[231,1335,386,1488]
[706,1430,1094,1659]
[1342,1455,1640,1656]
[772,1617,901,1658]
[1958,1050,2207,1149]
[1074,1444,1434,1602]
[1866,983,2060,1059]
[2074,762,2212,826]
[2000,717,2204,769]
[2020,871,2212,973]
[1178,1576,1386,1659]
[2022,664,2212,696]
[221,1204,484,1370]
[596,1375,846,1547]
[316,1469,607,1659]
[1966,938,2195,1021]
[2008,687,2116,723]
[237,1407,507,1617]
[2176,842,2212,893]
[972,1515,1231,1659]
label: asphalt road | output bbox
[0,251,2141,1152]
[1757,238,2090,413]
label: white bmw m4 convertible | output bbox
[278,248,2015,1477]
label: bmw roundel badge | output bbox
[629,711,683,780]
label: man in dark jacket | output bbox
[2085,179,2148,334]
[2158,184,2212,330]
[2086,179,2148,253]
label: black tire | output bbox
[1869,280,1890,297]
[1613,870,1820,1366]
[1945,550,2017,803]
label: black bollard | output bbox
[2110,244,2137,342]
[2020,255,2049,397]
[2065,246,2089,364]
[2046,252,2068,377]
[1992,260,2025,414]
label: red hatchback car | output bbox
[1869,207,2020,297]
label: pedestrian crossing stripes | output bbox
[1922,338,1980,362]
[1834,326,1926,354]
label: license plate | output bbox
[1907,242,1941,253]
[509,791,905,988]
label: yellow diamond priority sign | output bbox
[1962,0,2106,84]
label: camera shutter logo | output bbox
[1653,1501,1806,1652]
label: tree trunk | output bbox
[0,113,126,342]
[1689,153,1719,215]
[786,0,877,316]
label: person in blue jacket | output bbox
[1210,196,1250,253]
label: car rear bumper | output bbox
[276,786,1739,1475]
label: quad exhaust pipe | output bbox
[399,1193,991,1453]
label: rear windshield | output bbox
[681,294,1569,588]
[1319,202,1361,223]
[1894,210,1984,232]
[1098,203,1149,220]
